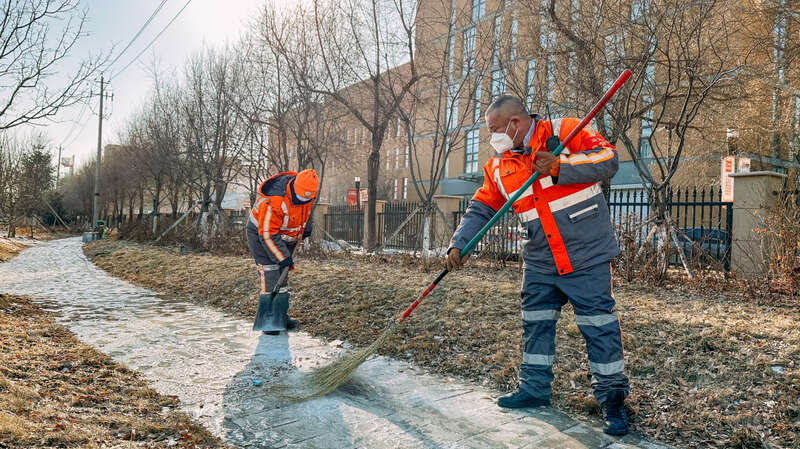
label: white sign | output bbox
[721,156,735,202]
[737,157,750,173]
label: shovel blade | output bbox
[252,292,288,332]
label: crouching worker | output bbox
[446,96,629,436]
[246,169,318,335]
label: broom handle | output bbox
[398,69,632,323]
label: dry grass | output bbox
[84,239,800,448]
[0,293,229,448]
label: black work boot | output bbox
[286,318,298,330]
[262,330,280,336]
[602,390,629,436]
[497,388,550,408]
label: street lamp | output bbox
[354,176,361,208]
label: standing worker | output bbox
[247,169,318,335]
[446,95,629,436]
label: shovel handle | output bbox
[396,70,632,324]
[269,242,300,295]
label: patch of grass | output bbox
[0,293,228,448]
[85,239,800,448]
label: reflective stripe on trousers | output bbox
[256,263,289,295]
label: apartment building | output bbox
[308,0,799,204]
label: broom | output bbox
[305,70,633,399]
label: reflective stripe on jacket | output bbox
[246,171,312,263]
[450,117,620,275]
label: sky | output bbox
[34,0,296,170]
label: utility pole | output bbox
[92,75,106,227]
[56,145,62,189]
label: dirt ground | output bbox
[0,293,228,448]
[84,239,800,449]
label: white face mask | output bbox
[489,120,518,153]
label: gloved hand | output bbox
[279,256,294,270]
[533,151,559,177]
[445,247,470,271]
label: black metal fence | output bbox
[451,187,734,269]
[609,187,733,270]
[379,201,424,250]
[323,205,363,246]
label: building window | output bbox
[446,84,459,129]
[526,60,535,109]
[491,69,505,101]
[393,179,398,200]
[462,27,476,77]
[471,0,485,21]
[465,129,479,173]
[395,147,400,169]
[570,0,579,28]
[448,34,455,77]
[510,16,518,61]
[638,120,652,158]
[402,177,408,199]
[639,58,654,158]
[630,0,646,23]
[492,15,501,66]
[545,55,554,104]
[386,148,391,170]
[540,0,555,51]
[443,136,450,179]
[473,80,482,123]
[397,116,402,137]
[404,146,409,168]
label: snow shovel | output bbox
[305,69,633,399]
[252,265,291,332]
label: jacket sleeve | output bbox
[257,196,291,262]
[555,120,619,185]
[449,159,505,253]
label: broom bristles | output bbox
[305,321,400,399]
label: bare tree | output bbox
[0,0,107,129]
[0,131,22,235]
[180,46,249,239]
[262,0,420,249]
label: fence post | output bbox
[364,200,386,249]
[728,171,787,277]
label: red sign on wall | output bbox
[347,188,368,206]
[721,156,735,202]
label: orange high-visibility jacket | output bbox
[247,172,312,263]
[451,117,620,275]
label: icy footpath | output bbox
[0,238,669,449]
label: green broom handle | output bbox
[398,69,631,323]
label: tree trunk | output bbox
[366,148,380,250]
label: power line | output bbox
[59,100,90,147]
[107,0,170,70]
[110,0,195,81]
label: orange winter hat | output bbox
[293,169,318,201]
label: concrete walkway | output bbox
[224,333,668,449]
[0,238,669,449]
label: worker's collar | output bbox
[504,114,540,156]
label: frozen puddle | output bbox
[0,238,667,448]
